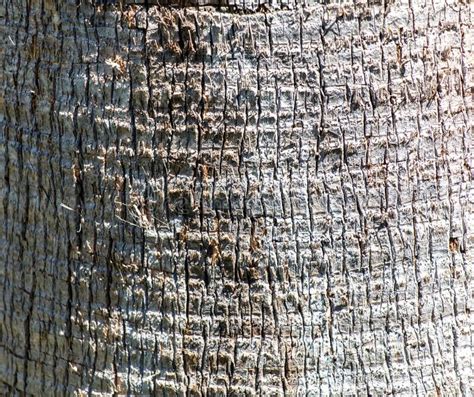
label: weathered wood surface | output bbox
[0,0,472,395]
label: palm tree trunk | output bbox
[0,0,472,395]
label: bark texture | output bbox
[0,0,472,395]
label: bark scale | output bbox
[0,0,472,395]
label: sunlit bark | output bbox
[0,0,472,395]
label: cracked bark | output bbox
[0,0,472,395]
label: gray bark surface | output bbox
[0,0,472,395]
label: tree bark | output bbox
[0,0,472,395]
